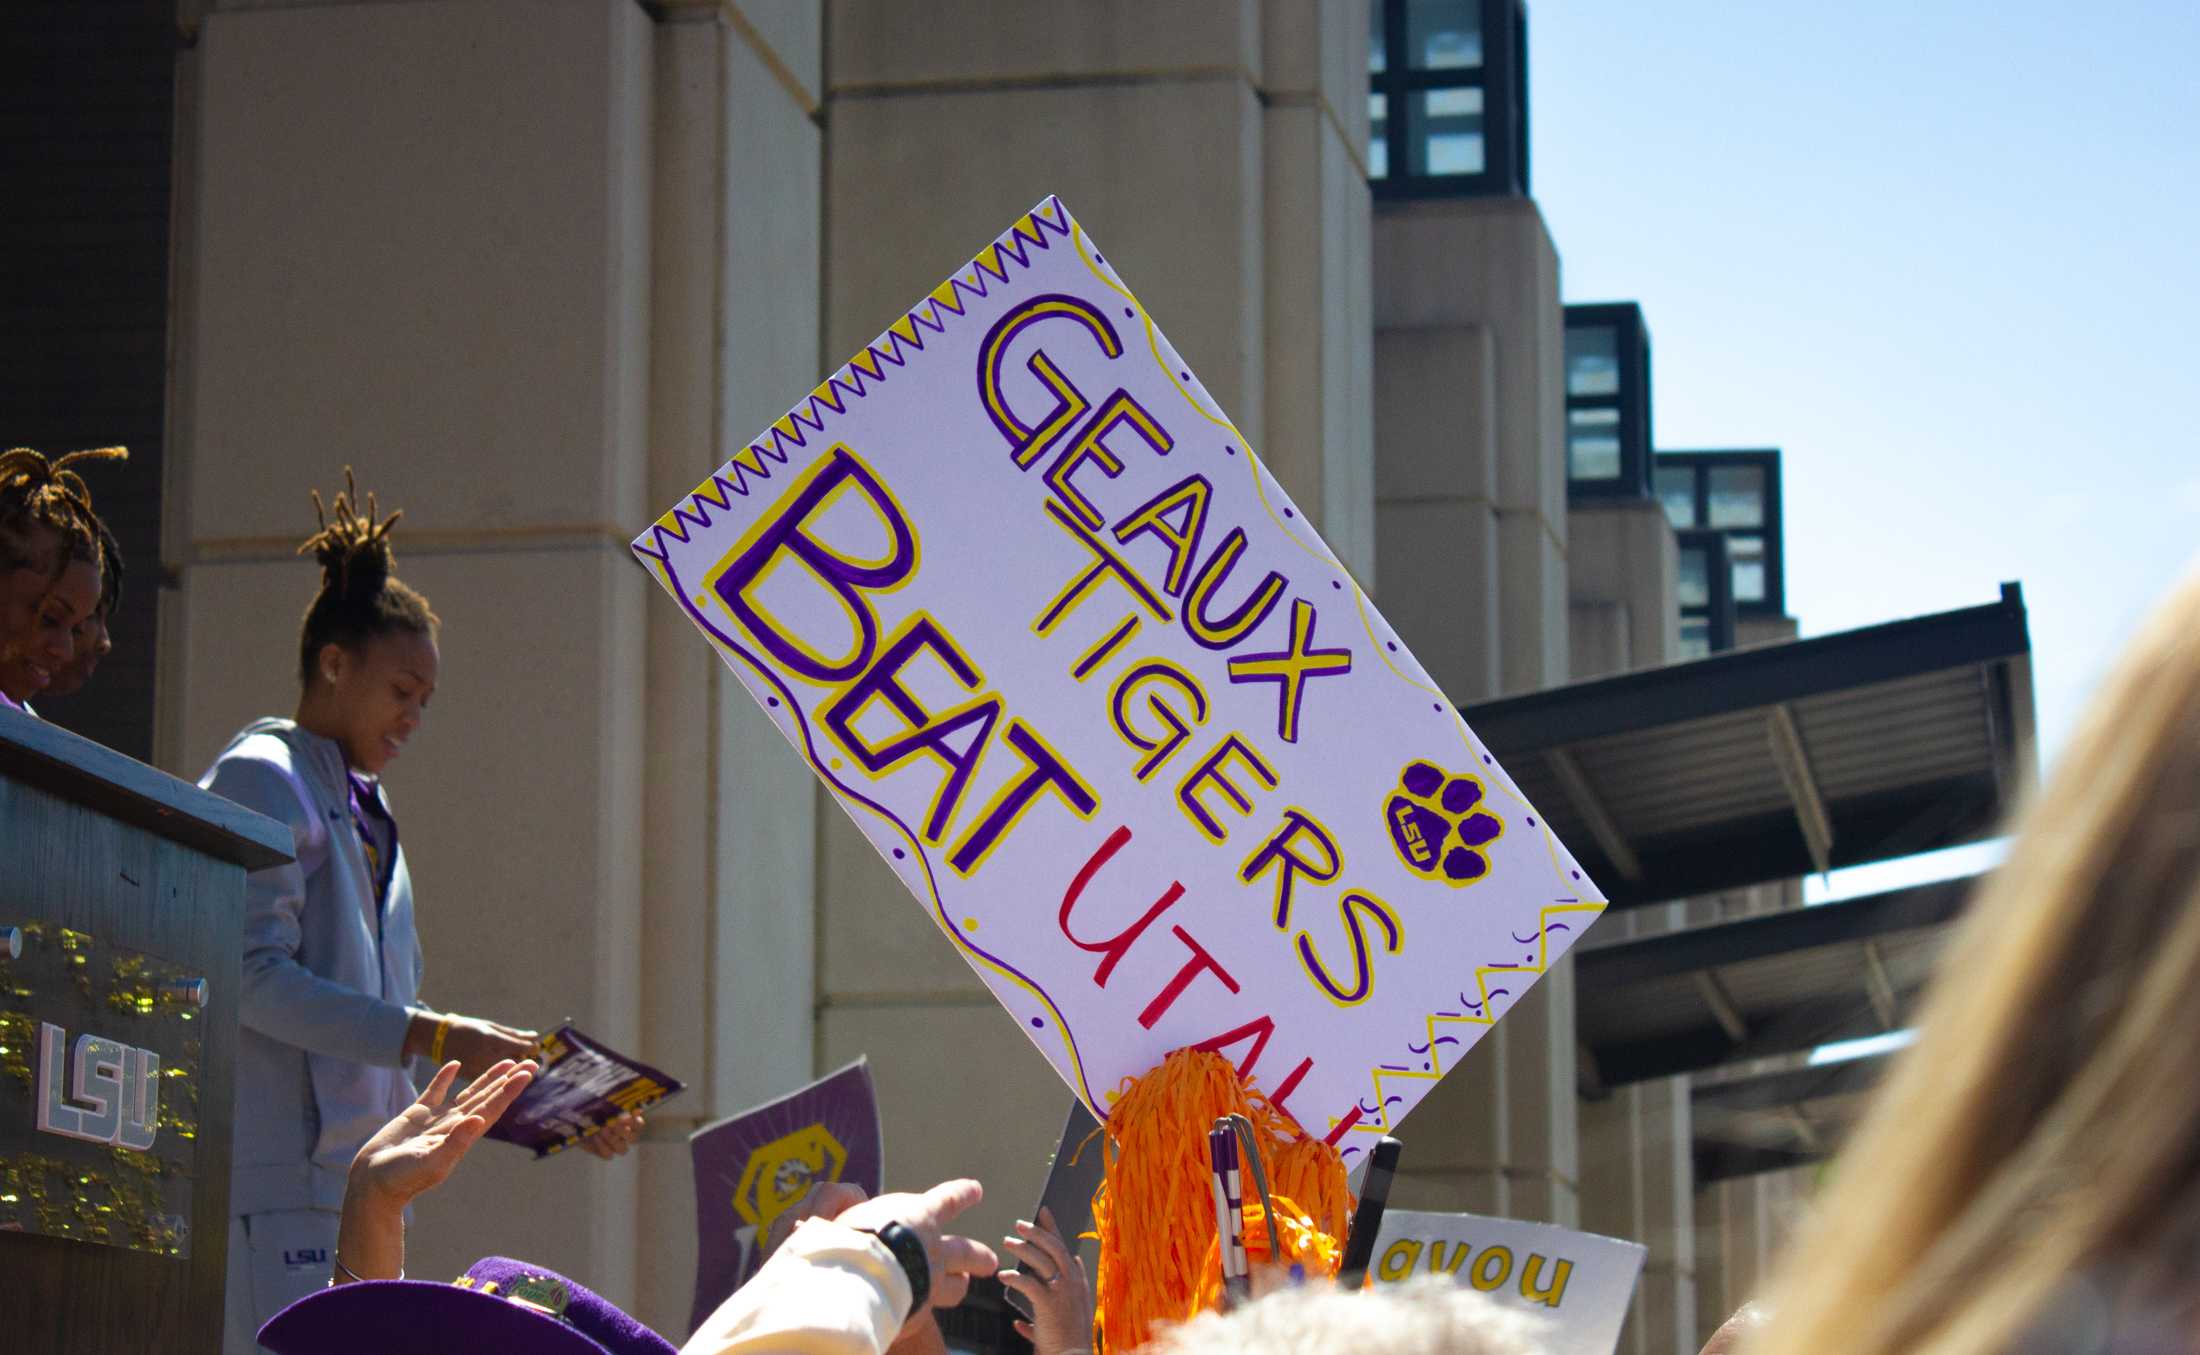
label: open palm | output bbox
[352,1058,535,1207]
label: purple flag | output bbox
[485,1025,684,1158]
[688,1060,883,1332]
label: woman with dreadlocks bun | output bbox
[0,445,124,713]
[200,472,639,1355]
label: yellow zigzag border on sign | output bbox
[1345,903,1607,1137]
[637,198,1074,561]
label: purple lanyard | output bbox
[346,771,399,918]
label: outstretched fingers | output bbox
[437,1061,532,1140]
[414,1060,462,1111]
[435,1065,535,1161]
[917,1178,984,1230]
[929,1233,999,1311]
[464,1061,535,1128]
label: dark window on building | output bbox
[1655,451,1786,618]
[1675,530,1736,659]
[2,0,174,762]
[1368,0,1528,198]
[1564,303,1655,501]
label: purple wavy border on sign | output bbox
[646,437,1102,1122]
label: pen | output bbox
[1210,1119,1251,1308]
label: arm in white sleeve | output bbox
[682,1219,912,1355]
[208,755,413,1068]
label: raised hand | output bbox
[998,1206,1094,1355]
[836,1178,1000,1323]
[349,1058,534,1209]
[335,1058,534,1283]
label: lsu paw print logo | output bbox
[1384,760,1505,886]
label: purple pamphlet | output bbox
[485,1024,684,1158]
[688,1059,884,1332]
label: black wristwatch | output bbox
[857,1221,930,1316]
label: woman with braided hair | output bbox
[41,513,125,701]
[0,445,124,713]
[200,472,640,1354]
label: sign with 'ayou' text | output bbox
[633,197,1603,1157]
[1372,1209,1647,1355]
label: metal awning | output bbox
[1574,874,1977,1089]
[1692,1052,1895,1185]
[1462,584,2033,908]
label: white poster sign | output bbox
[633,197,1605,1160]
[1372,1209,1646,1355]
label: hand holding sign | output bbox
[998,1207,1094,1355]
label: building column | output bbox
[1373,197,1575,1224]
[1260,0,1377,584]
[813,0,1373,1247]
[1567,498,1692,1351]
[1636,1039,1699,1355]
[168,1,823,1335]
[633,2,823,1336]
[1578,911,1647,1354]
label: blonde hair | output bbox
[1745,559,2200,1355]
[1141,1278,1551,1355]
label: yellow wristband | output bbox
[429,1015,453,1065]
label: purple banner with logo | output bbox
[485,1024,683,1158]
[689,1059,883,1331]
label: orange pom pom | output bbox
[1089,1049,1352,1351]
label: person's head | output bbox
[1142,1279,1551,1355]
[294,470,439,775]
[1746,558,2200,1355]
[0,446,122,704]
[42,515,123,700]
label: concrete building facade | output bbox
[124,1,1812,1348]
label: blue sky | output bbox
[1529,1,2200,846]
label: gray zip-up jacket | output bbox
[200,718,423,1216]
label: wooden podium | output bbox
[0,706,291,1353]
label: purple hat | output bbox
[258,1256,677,1355]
